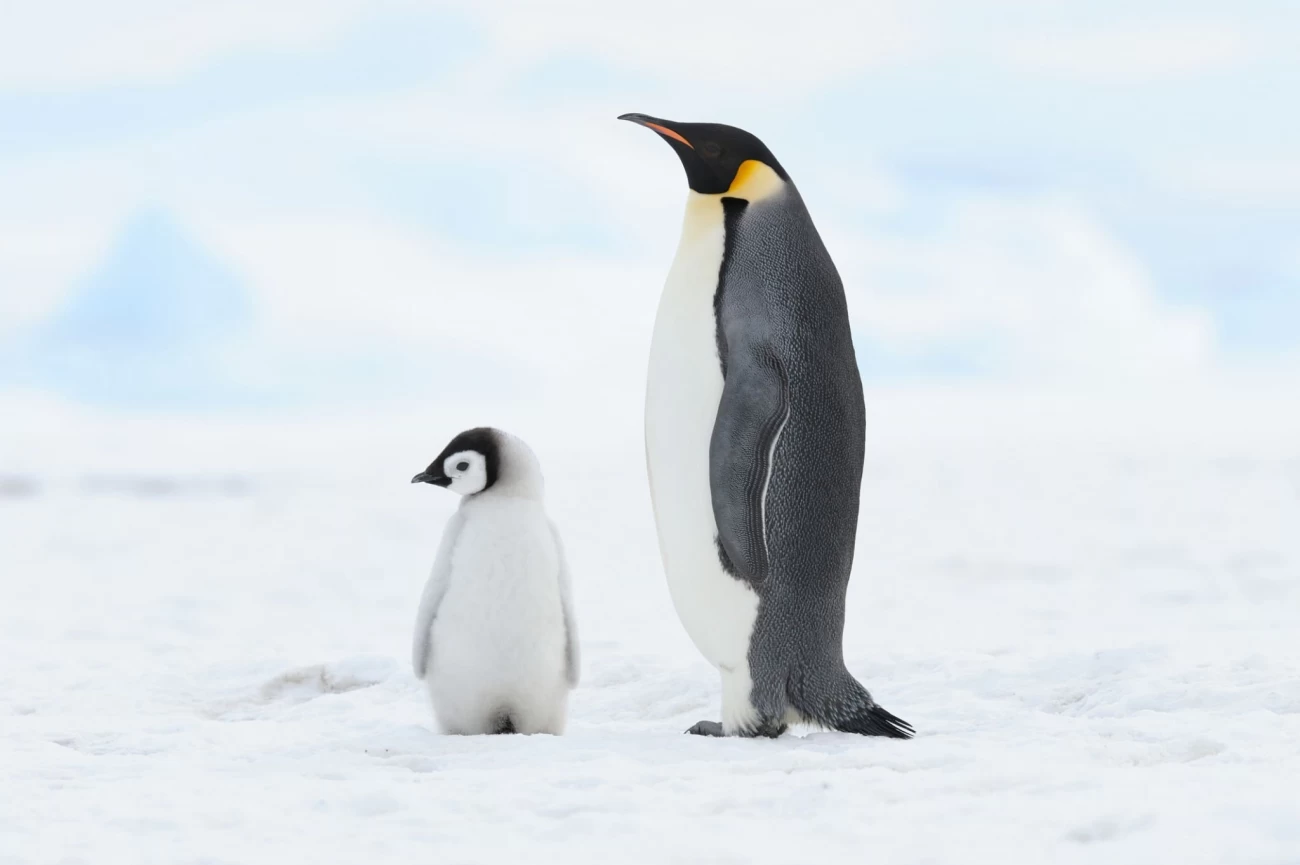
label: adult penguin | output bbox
[621,113,912,739]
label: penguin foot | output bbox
[685,720,725,737]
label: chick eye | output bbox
[456,461,469,472]
[700,141,722,158]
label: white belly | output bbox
[645,195,760,673]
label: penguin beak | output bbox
[618,113,694,149]
[411,471,452,487]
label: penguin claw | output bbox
[686,720,725,737]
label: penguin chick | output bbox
[410,427,578,735]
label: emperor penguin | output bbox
[410,427,579,735]
[619,113,913,739]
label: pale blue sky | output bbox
[1,0,1296,408]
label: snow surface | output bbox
[2,391,1299,864]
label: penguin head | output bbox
[618,113,789,197]
[411,427,500,497]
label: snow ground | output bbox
[2,390,1299,864]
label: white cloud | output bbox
[0,0,924,95]
[443,0,919,95]
[1156,158,1300,207]
[828,197,1216,381]
[198,213,662,407]
[0,0,372,91]
[1001,23,1246,81]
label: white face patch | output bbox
[443,450,487,496]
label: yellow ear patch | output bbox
[727,159,784,202]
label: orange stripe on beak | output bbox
[645,122,693,149]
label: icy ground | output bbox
[2,391,1299,864]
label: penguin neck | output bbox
[677,192,726,246]
[473,477,543,504]
[474,436,545,503]
[677,161,788,243]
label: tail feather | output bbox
[789,667,915,740]
[836,703,915,739]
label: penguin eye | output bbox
[700,141,722,158]
[456,461,469,472]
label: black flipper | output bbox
[708,346,788,586]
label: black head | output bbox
[618,113,789,194]
[411,427,501,497]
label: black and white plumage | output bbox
[410,427,579,735]
[620,113,913,739]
